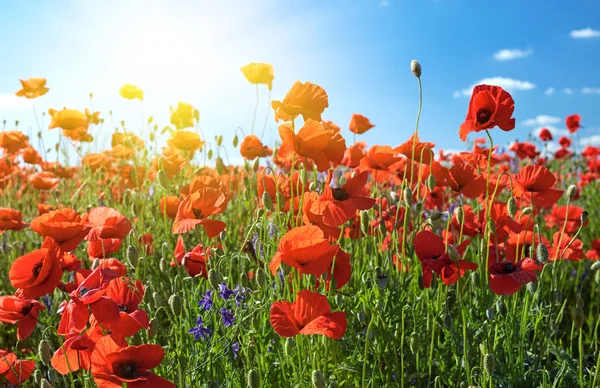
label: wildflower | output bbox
[240,135,273,160]
[0,296,45,340]
[9,237,62,298]
[30,171,60,190]
[84,206,132,242]
[172,188,227,237]
[188,316,212,340]
[170,102,199,130]
[30,208,90,252]
[51,333,95,374]
[198,290,213,311]
[220,308,236,327]
[232,342,240,359]
[103,277,150,338]
[459,85,515,141]
[0,207,28,233]
[565,114,581,133]
[119,84,144,100]
[488,259,541,295]
[538,128,553,141]
[167,130,205,152]
[349,113,375,135]
[219,283,234,300]
[0,130,29,153]
[395,133,435,164]
[271,81,329,122]
[233,285,248,306]
[160,196,181,219]
[548,232,585,261]
[240,63,274,90]
[15,77,49,99]
[358,145,401,183]
[0,350,36,385]
[512,165,564,209]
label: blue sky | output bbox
[1,0,599,162]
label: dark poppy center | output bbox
[476,109,492,125]
[117,362,139,379]
[79,287,91,296]
[193,208,205,218]
[32,262,43,279]
[500,262,517,274]
[431,254,441,260]
[332,187,350,201]
[118,304,128,312]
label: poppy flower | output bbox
[539,128,553,141]
[84,207,132,242]
[309,170,375,227]
[460,145,502,168]
[167,130,205,152]
[170,102,199,130]
[85,108,101,125]
[504,230,549,263]
[51,333,96,374]
[21,145,43,164]
[240,135,273,160]
[554,148,572,160]
[87,238,123,259]
[240,63,274,90]
[0,131,29,154]
[171,236,211,278]
[548,232,584,261]
[270,290,347,339]
[160,196,181,219]
[60,252,81,272]
[154,146,187,178]
[322,120,341,133]
[581,146,600,159]
[112,131,145,149]
[558,136,571,148]
[272,81,329,122]
[172,188,227,237]
[324,248,351,290]
[512,165,563,208]
[349,113,375,135]
[15,77,49,99]
[446,163,487,198]
[91,336,174,388]
[358,145,401,183]
[0,296,45,340]
[342,141,367,168]
[488,259,540,295]
[30,171,60,190]
[278,120,346,172]
[413,231,477,287]
[394,133,435,164]
[119,84,144,100]
[103,277,150,338]
[0,207,28,233]
[9,236,62,298]
[301,192,342,240]
[459,85,515,141]
[544,204,586,234]
[38,203,55,216]
[48,108,89,132]
[585,239,600,260]
[0,350,35,385]
[510,141,540,159]
[565,114,581,133]
[269,225,339,276]
[30,208,90,252]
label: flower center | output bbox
[118,304,128,312]
[500,262,517,274]
[32,262,43,279]
[331,187,350,201]
[192,208,205,218]
[476,108,492,125]
[118,362,138,379]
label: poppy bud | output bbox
[309,181,317,191]
[335,294,343,307]
[429,212,443,221]
[247,369,260,388]
[233,135,239,148]
[148,319,159,339]
[38,339,52,366]
[573,306,585,329]
[410,59,422,77]
[255,267,267,289]
[454,206,464,224]
[257,208,265,218]
[91,258,100,270]
[48,369,59,383]
[447,245,461,263]
[537,242,549,264]
[378,221,387,237]
[169,294,182,316]
[34,369,43,384]
[262,192,273,211]
[581,211,588,223]
[409,332,420,354]
[208,149,213,160]
[595,270,600,285]
[127,245,139,268]
[403,187,413,208]
[41,378,53,388]
[426,174,436,191]
[527,281,537,294]
[312,370,326,388]
[284,337,295,357]
[389,191,399,204]
[157,169,169,189]
[253,158,260,172]
[507,197,517,218]
[591,261,600,272]
[567,184,577,200]
[521,207,532,215]
[360,211,370,235]
[486,308,495,321]
[208,269,220,290]
[153,292,164,308]
[484,353,495,375]
[216,135,223,146]
[159,257,169,274]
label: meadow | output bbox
[1,61,599,388]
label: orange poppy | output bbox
[349,113,375,134]
[103,277,150,338]
[15,77,49,99]
[21,146,42,164]
[0,296,45,340]
[30,171,60,190]
[278,120,346,172]
[240,135,273,160]
[512,165,564,209]
[172,188,227,237]
[0,131,29,154]
[9,237,62,298]
[82,153,112,171]
[322,120,341,133]
[394,133,435,164]
[459,84,515,141]
[160,196,181,219]
[268,225,339,276]
[48,108,89,132]
[358,145,401,183]
[0,350,35,385]
[30,209,90,252]
[51,333,96,374]
[84,207,132,242]
[240,63,274,90]
[271,81,329,122]
[0,207,28,233]
[85,108,101,125]
[301,192,342,240]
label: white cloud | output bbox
[545,87,555,96]
[563,88,573,95]
[579,135,600,146]
[453,77,536,97]
[493,48,533,61]
[570,27,600,39]
[0,94,31,110]
[523,115,561,127]
[582,87,600,94]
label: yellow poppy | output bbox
[15,77,49,99]
[119,84,144,100]
[170,102,199,130]
[240,63,274,90]
[167,130,205,152]
[48,108,89,132]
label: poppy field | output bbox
[1,62,600,388]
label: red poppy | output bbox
[549,232,584,261]
[325,248,351,290]
[103,277,150,338]
[0,350,35,385]
[394,133,435,164]
[0,207,28,233]
[91,336,174,388]
[539,128,553,142]
[301,192,342,240]
[85,207,132,242]
[171,236,210,278]
[9,237,62,298]
[582,146,600,159]
[342,141,367,168]
[51,333,96,374]
[270,290,347,339]
[459,85,515,141]
[512,165,563,208]
[30,208,90,252]
[87,238,123,259]
[159,196,181,219]
[505,230,549,263]
[446,163,487,198]
[544,204,586,234]
[488,258,541,295]
[0,296,45,340]
[269,225,339,276]
[565,114,581,133]
[413,231,476,287]
[510,141,540,159]
[358,145,401,183]
[585,239,600,260]
[172,188,227,237]
[554,148,572,160]
[460,145,502,168]
[558,136,571,148]
[349,113,375,135]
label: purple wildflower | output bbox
[232,342,240,359]
[219,283,234,300]
[198,290,213,311]
[188,316,212,340]
[220,308,236,327]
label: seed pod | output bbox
[247,369,260,388]
[447,245,461,263]
[284,337,295,357]
[240,272,249,288]
[409,332,420,354]
[507,197,517,218]
[216,135,223,146]
[389,191,399,204]
[429,212,443,221]
[127,245,139,268]
[91,258,100,270]
[426,174,436,191]
[38,339,52,366]
[403,187,413,208]
[148,319,159,339]
[591,261,600,272]
[581,211,588,223]
[255,268,267,289]
[262,192,274,211]
[573,306,585,329]
[159,257,169,274]
[41,379,52,388]
[157,169,169,189]
[233,135,239,147]
[169,294,182,316]
[485,308,495,321]
[410,59,422,77]
[252,158,260,172]
[521,207,532,215]
[48,369,59,383]
[527,281,537,294]
[153,292,164,308]
[567,184,577,200]
[484,353,495,375]
[335,293,343,307]
[537,243,549,264]
[34,369,43,384]
[454,206,464,224]
[208,269,220,290]
[312,370,326,388]
[360,211,369,235]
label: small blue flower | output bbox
[219,283,234,300]
[232,342,240,359]
[188,316,212,340]
[220,308,236,327]
[233,285,248,307]
[198,290,213,311]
